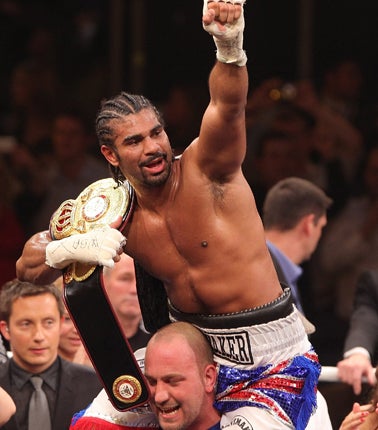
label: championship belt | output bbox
[50,178,150,411]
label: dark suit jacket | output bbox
[343,269,378,364]
[0,357,102,430]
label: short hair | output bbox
[95,92,165,185]
[262,177,333,230]
[0,279,65,323]
[148,321,213,370]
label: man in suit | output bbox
[0,279,102,430]
[337,269,378,395]
[263,176,332,316]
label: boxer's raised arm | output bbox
[16,230,61,284]
[196,0,248,180]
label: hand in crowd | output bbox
[339,402,372,430]
[337,354,375,395]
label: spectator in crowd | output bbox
[243,130,300,214]
[262,177,333,429]
[245,77,363,219]
[337,269,378,395]
[57,253,151,368]
[26,109,109,234]
[0,279,102,430]
[294,78,363,190]
[52,276,91,367]
[339,367,378,430]
[262,176,332,317]
[1,61,55,150]
[103,253,152,351]
[159,81,208,155]
[315,144,378,321]
[339,402,372,430]
[319,57,364,127]
[58,309,86,363]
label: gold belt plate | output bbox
[49,178,134,281]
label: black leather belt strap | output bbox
[169,287,294,329]
[50,178,150,411]
[64,265,150,411]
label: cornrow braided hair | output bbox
[95,92,164,185]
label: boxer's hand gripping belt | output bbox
[46,225,126,269]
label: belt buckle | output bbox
[49,178,134,282]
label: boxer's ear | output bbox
[101,145,119,166]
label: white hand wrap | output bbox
[203,0,247,67]
[45,225,126,269]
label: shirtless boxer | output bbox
[16,1,320,429]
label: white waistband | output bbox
[187,308,312,369]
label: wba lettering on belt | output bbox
[205,330,254,364]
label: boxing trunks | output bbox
[168,288,321,430]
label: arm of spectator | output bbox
[0,387,16,426]
[343,270,378,361]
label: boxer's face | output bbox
[101,108,174,189]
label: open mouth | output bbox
[144,157,165,174]
[158,405,180,417]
